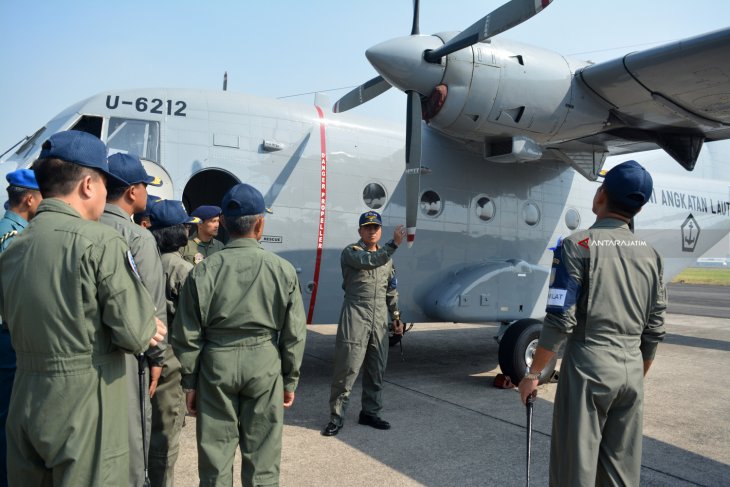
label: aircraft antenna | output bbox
[223,71,228,91]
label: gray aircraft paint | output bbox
[1,87,728,325]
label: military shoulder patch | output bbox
[126,250,141,280]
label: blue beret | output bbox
[603,160,653,210]
[39,130,126,187]
[359,211,382,227]
[6,168,39,190]
[107,153,162,187]
[221,184,265,217]
[149,200,201,230]
[191,205,222,221]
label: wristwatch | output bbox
[524,367,541,381]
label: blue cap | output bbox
[6,168,39,190]
[602,160,653,210]
[107,153,162,187]
[191,205,222,221]
[149,200,201,230]
[39,130,126,187]
[221,184,265,217]
[135,194,162,219]
[359,210,382,227]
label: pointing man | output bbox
[0,130,166,486]
[322,211,404,436]
[518,160,666,486]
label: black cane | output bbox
[525,391,537,487]
[137,354,151,487]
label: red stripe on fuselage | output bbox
[307,106,328,323]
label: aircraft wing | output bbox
[567,27,730,170]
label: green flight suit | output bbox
[173,238,306,487]
[101,203,167,486]
[151,250,193,487]
[329,239,399,427]
[181,236,224,265]
[0,198,156,487]
[538,218,666,487]
[101,203,184,487]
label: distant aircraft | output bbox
[2,0,729,383]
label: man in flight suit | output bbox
[101,153,183,487]
[322,211,405,437]
[0,130,166,486]
[181,205,224,265]
[519,160,666,486]
[173,183,307,486]
[0,169,42,487]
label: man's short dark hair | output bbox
[151,224,189,253]
[6,186,34,208]
[106,184,130,202]
[223,214,263,237]
[602,185,641,219]
[31,157,101,198]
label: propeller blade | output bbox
[332,75,392,113]
[424,0,553,63]
[405,90,422,247]
[411,0,420,35]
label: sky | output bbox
[2,0,730,152]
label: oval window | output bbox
[363,183,386,209]
[565,208,581,230]
[420,190,442,217]
[523,202,541,226]
[475,196,496,222]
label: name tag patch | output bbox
[547,289,567,307]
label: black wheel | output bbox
[498,319,557,385]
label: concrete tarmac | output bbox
[174,312,730,486]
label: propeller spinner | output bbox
[333,0,553,246]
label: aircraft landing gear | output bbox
[498,319,557,385]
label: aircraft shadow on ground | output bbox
[284,325,730,486]
[666,332,730,352]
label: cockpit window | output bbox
[71,116,103,138]
[13,127,46,158]
[107,117,160,162]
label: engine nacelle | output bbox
[426,37,609,149]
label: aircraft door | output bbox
[182,169,240,242]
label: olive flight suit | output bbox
[0,199,157,487]
[101,203,184,486]
[329,239,399,427]
[160,250,193,330]
[539,218,666,486]
[152,249,193,487]
[181,237,224,265]
[0,210,28,487]
[173,238,307,487]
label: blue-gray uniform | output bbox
[0,210,27,487]
[537,161,666,486]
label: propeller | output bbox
[333,0,553,246]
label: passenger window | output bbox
[475,196,496,222]
[107,118,160,163]
[420,190,442,217]
[363,183,387,209]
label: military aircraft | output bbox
[1,0,729,384]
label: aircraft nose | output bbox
[365,35,445,96]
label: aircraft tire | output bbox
[498,318,557,385]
